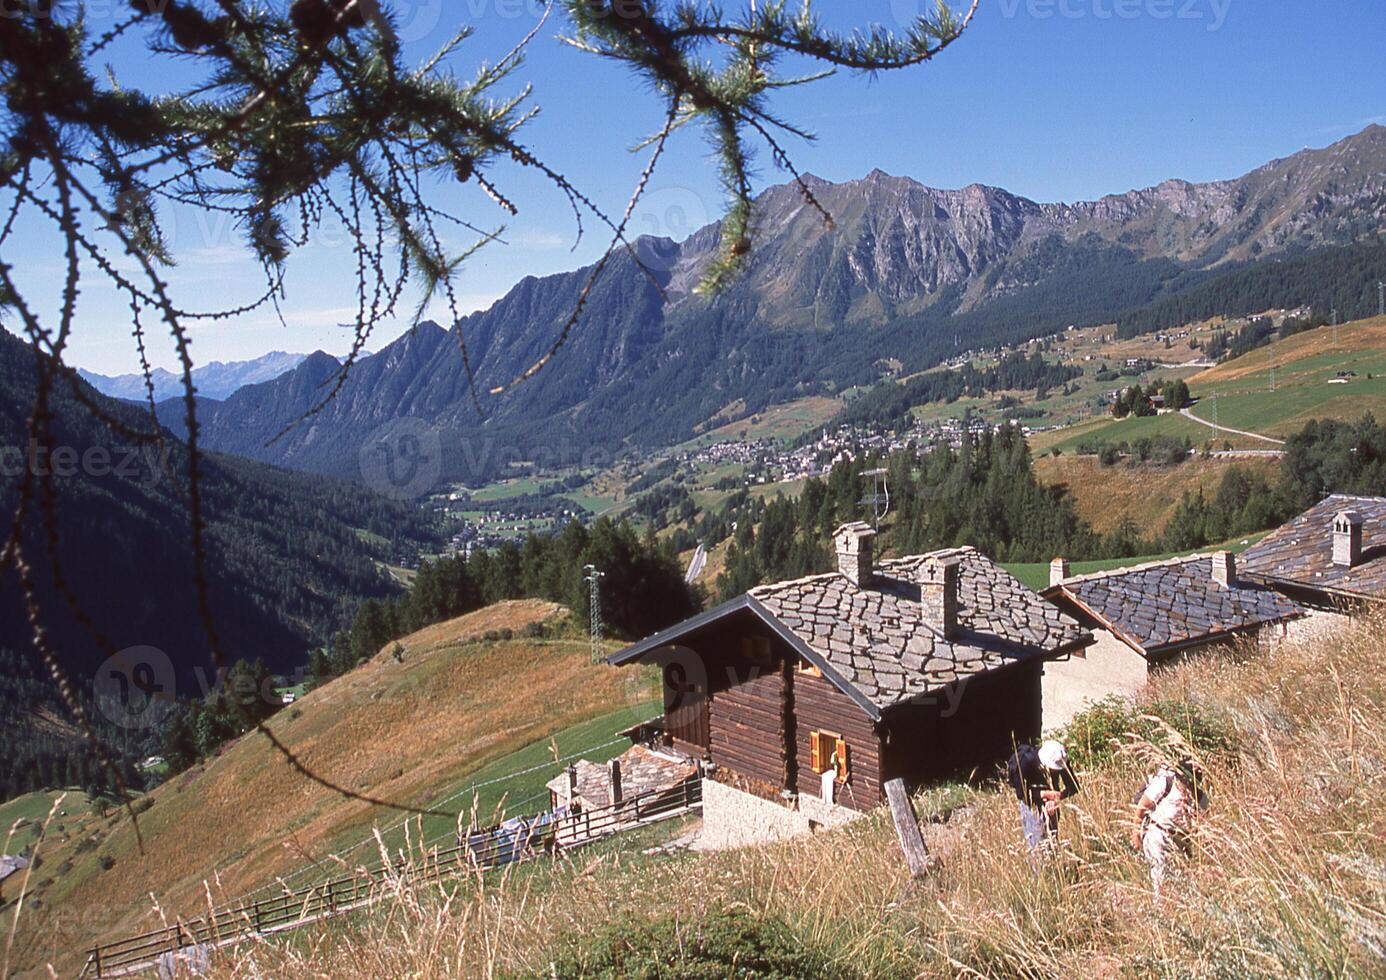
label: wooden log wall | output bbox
[791,671,883,809]
[708,658,788,790]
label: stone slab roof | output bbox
[545,744,696,808]
[1049,554,1303,656]
[748,547,1088,712]
[1238,494,1386,602]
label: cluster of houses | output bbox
[560,494,1383,847]
[662,416,1006,490]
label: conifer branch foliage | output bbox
[0,2,974,820]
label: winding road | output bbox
[1180,407,1286,446]
[684,542,707,583]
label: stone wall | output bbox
[798,791,862,831]
[699,778,861,850]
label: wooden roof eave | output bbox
[607,594,885,722]
[1043,585,1153,659]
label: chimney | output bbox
[920,556,960,639]
[833,522,876,588]
[608,758,622,806]
[1333,511,1363,568]
[1049,557,1071,588]
[1211,551,1236,587]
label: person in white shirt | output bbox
[1131,759,1206,894]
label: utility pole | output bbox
[583,564,605,664]
[1378,281,1384,319]
[1332,308,1339,346]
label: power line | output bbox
[859,467,889,528]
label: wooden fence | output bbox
[80,776,701,978]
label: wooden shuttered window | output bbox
[810,730,850,783]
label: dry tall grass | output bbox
[211,612,1386,978]
[1033,455,1279,536]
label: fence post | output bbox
[884,778,934,878]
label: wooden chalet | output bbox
[610,524,1091,814]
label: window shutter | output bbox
[810,731,823,773]
[835,738,849,782]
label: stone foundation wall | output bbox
[798,792,862,830]
[700,778,861,850]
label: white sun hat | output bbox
[1038,740,1068,771]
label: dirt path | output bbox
[1180,407,1286,445]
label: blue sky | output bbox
[10,0,1385,375]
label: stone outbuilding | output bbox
[1041,552,1305,729]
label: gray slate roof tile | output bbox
[1239,494,1386,601]
[749,547,1088,712]
[1053,553,1304,655]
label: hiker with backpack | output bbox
[1007,739,1080,852]
[1131,758,1206,894]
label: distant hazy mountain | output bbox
[79,350,315,402]
[181,125,1386,487]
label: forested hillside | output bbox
[0,328,441,799]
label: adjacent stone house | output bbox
[544,744,697,812]
[1041,552,1304,729]
[1238,494,1386,608]
[609,523,1091,845]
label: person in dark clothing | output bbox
[1007,739,1080,851]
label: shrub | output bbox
[1057,694,1240,771]
[537,908,857,980]
[98,855,115,871]
[521,621,547,639]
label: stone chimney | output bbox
[608,758,622,805]
[1333,511,1363,568]
[920,556,960,639]
[834,522,876,588]
[1211,551,1236,587]
[1049,557,1071,588]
